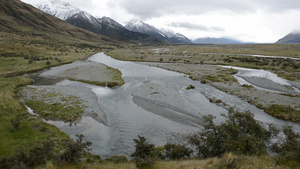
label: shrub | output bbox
[163,143,193,160]
[106,156,128,163]
[188,114,224,158]
[131,136,156,169]
[60,134,92,164]
[188,108,278,158]
[186,85,195,90]
[0,139,55,168]
[272,126,300,167]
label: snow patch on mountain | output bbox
[22,0,81,20]
[160,28,175,38]
[124,20,191,43]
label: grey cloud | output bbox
[169,22,224,32]
[169,22,208,30]
[120,0,300,19]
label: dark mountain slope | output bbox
[276,32,300,44]
[0,0,115,43]
[66,13,159,43]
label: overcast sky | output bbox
[62,0,300,43]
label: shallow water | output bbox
[221,65,300,94]
[30,52,300,158]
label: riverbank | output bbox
[141,62,300,122]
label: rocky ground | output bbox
[39,60,124,86]
[141,62,300,112]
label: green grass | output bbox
[264,104,300,122]
[25,100,84,122]
[34,154,292,169]
[19,87,87,122]
[108,44,300,82]
[0,77,70,157]
[0,41,100,77]
[69,66,125,88]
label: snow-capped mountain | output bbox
[22,0,81,20]
[125,20,166,41]
[21,0,159,43]
[98,17,124,30]
[125,20,191,43]
[160,28,191,43]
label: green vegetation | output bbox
[0,77,70,157]
[19,87,86,122]
[0,134,92,168]
[1,108,299,168]
[108,44,300,81]
[26,100,84,122]
[69,65,125,88]
[186,85,195,90]
[264,104,300,122]
[127,109,299,169]
[189,109,278,158]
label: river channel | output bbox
[30,52,300,158]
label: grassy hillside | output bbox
[0,0,121,160]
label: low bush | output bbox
[131,136,156,169]
[188,108,278,158]
[60,134,92,164]
[0,134,92,168]
[163,143,193,160]
[264,104,300,122]
[0,139,55,168]
[272,126,300,168]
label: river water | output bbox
[34,52,299,158]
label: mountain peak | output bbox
[126,19,145,26]
[22,0,81,20]
[125,20,191,43]
[276,31,300,44]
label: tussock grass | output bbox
[0,77,70,157]
[108,44,300,81]
[264,104,300,122]
[34,154,287,169]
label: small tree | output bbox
[60,134,92,164]
[0,139,55,168]
[188,114,224,158]
[189,108,278,158]
[272,126,300,167]
[131,136,156,169]
[163,143,193,160]
[221,109,276,155]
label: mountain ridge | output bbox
[21,0,162,43]
[0,0,114,43]
[124,20,191,43]
[276,31,300,44]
